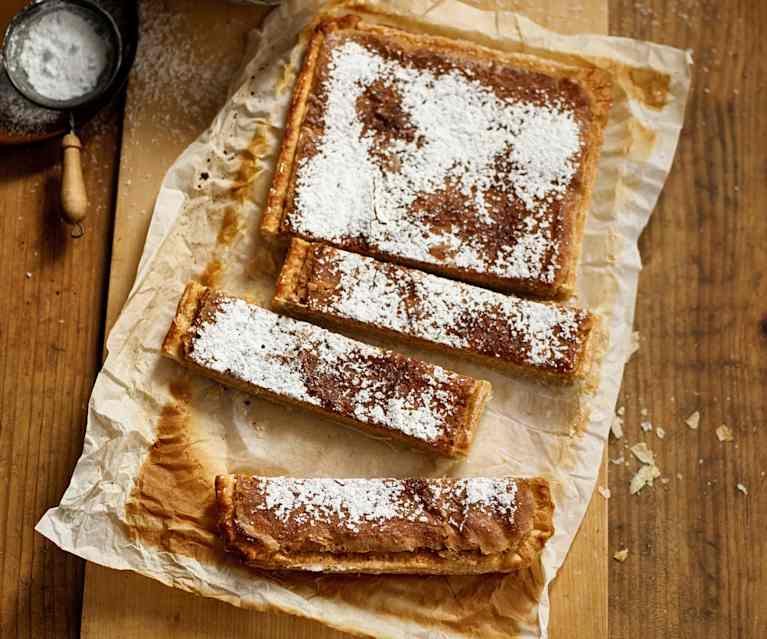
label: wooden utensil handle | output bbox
[61,132,87,226]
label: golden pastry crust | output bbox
[261,16,613,300]
[216,474,555,574]
[162,282,491,458]
[274,239,603,385]
[260,17,355,238]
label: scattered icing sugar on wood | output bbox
[257,477,519,533]
[187,296,471,442]
[125,1,250,143]
[290,38,583,285]
[310,247,589,370]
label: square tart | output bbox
[262,16,612,299]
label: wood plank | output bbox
[608,1,767,638]
[0,2,123,635]
[81,1,607,637]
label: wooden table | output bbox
[1,1,765,638]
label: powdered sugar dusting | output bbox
[17,9,108,101]
[310,247,588,370]
[264,478,406,533]
[464,477,519,515]
[257,477,520,533]
[187,296,471,443]
[289,37,583,285]
[125,1,250,144]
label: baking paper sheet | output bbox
[37,1,691,637]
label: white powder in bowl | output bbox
[17,9,108,101]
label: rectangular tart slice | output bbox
[261,16,612,299]
[274,239,601,384]
[162,282,491,457]
[216,475,554,574]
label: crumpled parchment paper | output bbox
[36,1,692,637]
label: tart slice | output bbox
[274,239,602,385]
[162,282,491,457]
[216,474,554,574]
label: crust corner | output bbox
[453,379,492,456]
[161,281,209,361]
[273,237,313,310]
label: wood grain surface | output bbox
[608,2,767,638]
[0,111,122,637]
[1,0,765,638]
[0,4,123,635]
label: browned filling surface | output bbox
[228,476,546,556]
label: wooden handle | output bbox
[61,132,87,227]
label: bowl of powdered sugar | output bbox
[2,0,122,110]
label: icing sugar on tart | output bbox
[169,286,489,456]
[275,23,605,298]
[217,473,556,573]
[275,241,596,381]
[228,475,532,555]
[257,477,519,534]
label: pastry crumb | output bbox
[610,454,625,465]
[613,548,629,562]
[611,415,624,440]
[628,331,640,358]
[631,442,656,465]
[656,426,666,439]
[617,405,625,417]
[598,486,611,499]
[716,425,734,442]
[686,411,700,430]
[661,477,670,484]
[641,420,653,432]
[736,483,748,495]
[676,473,684,480]
[630,463,661,495]
[628,439,661,495]
[25,272,32,278]
[640,408,648,417]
